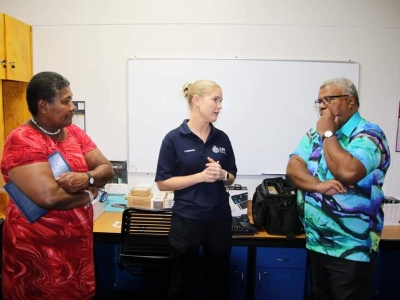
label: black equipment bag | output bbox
[252,177,303,239]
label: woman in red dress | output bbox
[1,71,114,300]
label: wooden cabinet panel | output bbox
[2,81,30,138]
[4,14,32,82]
[0,81,7,217]
[0,13,32,217]
[0,13,5,79]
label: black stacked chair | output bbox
[118,207,173,277]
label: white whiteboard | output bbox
[127,58,359,175]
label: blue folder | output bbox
[4,151,72,224]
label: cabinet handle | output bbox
[9,62,15,68]
[1,60,5,68]
[258,271,268,288]
[275,258,290,262]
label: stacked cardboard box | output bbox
[125,187,175,209]
[125,186,152,209]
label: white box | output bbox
[383,203,400,225]
[164,192,175,209]
[228,185,248,217]
[104,183,129,195]
[92,199,105,221]
[151,192,166,209]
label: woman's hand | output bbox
[56,172,90,193]
[203,157,223,183]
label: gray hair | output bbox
[320,77,360,107]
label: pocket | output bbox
[169,215,189,253]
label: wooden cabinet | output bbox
[0,14,5,79]
[0,13,33,217]
[0,13,32,82]
[0,83,6,217]
[2,81,30,138]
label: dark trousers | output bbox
[168,214,232,300]
[309,250,377,300]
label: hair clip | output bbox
[183,83,192,98]
[183,87,189,97]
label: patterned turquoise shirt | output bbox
[291,111,391,262]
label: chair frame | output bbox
[118,207,173,277]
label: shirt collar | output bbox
[179,119,216,136]
[336,111,361,137]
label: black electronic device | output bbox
[111,203,128,209]
[231,216,257,235]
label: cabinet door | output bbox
[0,82,7,217]
[229,246,248,300]
[256,247,307,269]
[229,267,246,300]
[2,81,30,138]
[4,14,32,82]
[0,14,5,79]
[377,249,400,299]
[255,267,306,300]
[230,246,248,267]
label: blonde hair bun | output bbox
[182,82,192,98]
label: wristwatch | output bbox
[86,172,94,186]
[323,130,334,140]
[223,171,229,181]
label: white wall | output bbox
[1,0,399,198]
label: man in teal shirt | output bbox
[286,77,390,300]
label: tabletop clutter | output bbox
[125,185,174,209]
[383,196,400,225]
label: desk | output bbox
[94,205,400,242]
[93,203,400,299]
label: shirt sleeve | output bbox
[68,124,97,155]
[155,134,176,182]
[223,136,237,177]
[346,133,382,174]
[290,129,314,163]
[2,128,49,169]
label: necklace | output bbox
[31,118,61,136]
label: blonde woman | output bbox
[155,80,237,300]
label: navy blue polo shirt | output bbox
[155,119,237,221]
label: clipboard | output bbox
[4,151,72,224]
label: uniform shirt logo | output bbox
[212,145,226,154]
[184,149,195,153]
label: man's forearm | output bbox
[286,156,321,192]
[323,137,363,185]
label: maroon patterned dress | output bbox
[1,124,97,300]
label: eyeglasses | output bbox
[97,188,109,203]
[314,95,349,108]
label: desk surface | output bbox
[94,210,400,241]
